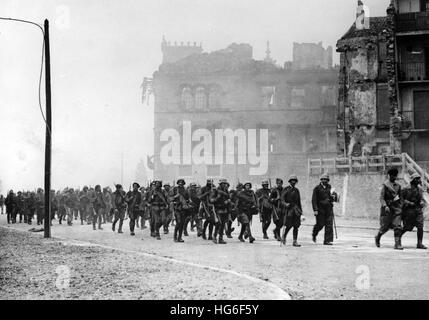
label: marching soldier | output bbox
[199,179,215,240]
[35,188,45,226]
[226,183,244,238]
[271,179,285,241]
[312,174,338,246]
[102,187,112,224]
[26,192,36,225]
[237,182,258,243]
[0,194,4,214]
[147,180,168,240]
[125,183,142,236]
[281,175,303,247]
[256,180,273,239]
[401,173,427,249]
[112,184,127,234]
[92,185,106,231]
[79,186,91,225]
[16,191,24,223]
[5,190,17,224]
[171,179,190,243]
[375,168,404,250]
[162,183,172,234]
[209,179,231,244]
[186,182,200,236]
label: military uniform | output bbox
[171,180,190,243]
[312,174,337,245]
[401,174,427,249]
[256,182,273,239]
[237,183,258,243]
[26,193,37,225]
[0,195,4,214]
[16,192,24,223]
[209,180,231,244]
[35,189,45,225]
[92,186,106,230]
[281,175,302,246]
[199,181,215,240]
[186,183,200,236]
[125,183,142,236]
[271,179,284,241]
[147,182,168,239]
[112,185,127,233]
[5,191,17,224]
[79,188,92,225]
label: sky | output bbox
[0,0,390,192]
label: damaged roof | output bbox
[340,16,389,40]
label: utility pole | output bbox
[44,19,52,238]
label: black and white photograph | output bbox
[1,0,429,305]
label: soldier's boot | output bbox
[177,228,185,243]
[174,227,179,242]
[226,230,233,239]
[292,228,301,247]
[112,222,116,232]
[375,232,383,248]
[164,226,169,235]
[238,225,246,242]
[263,230,269,240]
[155,230,161,241]
[183,221,189,237]
[394,237,404,250]
[218,236,226,244]
[212,235,218,244]
[208,224,214,241]
[417,228,427,249]
[118,220,124,233]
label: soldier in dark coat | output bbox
[26,192,37,225]
[209,179,231,244]
[237,182,258,243]
[147,180,168,240]
[401,173,427,249]
[225,183,242,239]
[0,194,4,214]
[271,179,285,241]
[171,179,190,243]
[112,184,127,234]
[256,180,273,239]
[16,191,25,223]
[35,188,45,226]
[79,186,91,225]
[375,168,404,250]
[199,179,215,240]
[187,183,200,236]
[92,185,106,231]
[281,175,303,247]
[125,182,142,236]
[312,173,338,245]
[162,183,172,234]
[5,190,17,224]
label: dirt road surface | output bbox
[1,214,428,300]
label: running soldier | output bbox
[171,179,190,243]
[125,183,142,236]
[271,179,285,241]
[92,185,106,230]
[199,179,215,240]
[209,179,231,244]
[401,173,427,249]
[237,182,258,243]
[147,180,168,240]
[281,175,302,247]
[375,168,404,250]
[112,184,126,234]
[256,180,273,239]
[312,174,338,246]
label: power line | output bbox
[0,17,50,134]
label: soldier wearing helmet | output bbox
[209,179,231,244]
[311,173,337,245]
[147,180,168,240]
[280,175,302,247]
[271,178,285,241]
[112,184,127,234]
[170,179,190,243]
[199,179,215,240]
[256,180,273,240]
[236,182,257,243]
[400,173,427,249]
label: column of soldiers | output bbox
[1,169,426,250]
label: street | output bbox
[1,214,428,300]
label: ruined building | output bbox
[337,0,429,170]
[147,38,338,184]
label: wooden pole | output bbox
[44,19,52,238]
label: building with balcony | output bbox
[337,0,429,170]
[148,39,338,184]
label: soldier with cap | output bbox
[256,180,273,239]
[281,175,303,247]
[125,182,142,236]
[112,184,127,233]
[401,173,427,249]
[311,173,338,245]
[237,182,258,243]
[171,179,190,242]
[209,179,231,244]
[271,179,285,241]
[199,179,215,240]
[375,168,404,250]
[147,180,168,240]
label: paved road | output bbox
[1,214,428,300]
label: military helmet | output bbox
[288,175,298,182]
[83,186,89,191]
[387,168,399,176]
[132,182,140,189]
[95,185,101,191]
[177,179,186,185]
[276,178,284,184]
[115,184,122,190]
[244,182,252,188]
[163,182,170,187]
[410,173,421,181]
[320,173,330,181]
[261,180,269,186]
[236,183,244,190]
[189,182,197,187]
[207,179,214,184]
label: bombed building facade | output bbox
[149,39,338,184]
[337,0,429,169]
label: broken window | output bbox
[181,87,193,110]
[262,86,276,107]
[195,87,207,110]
